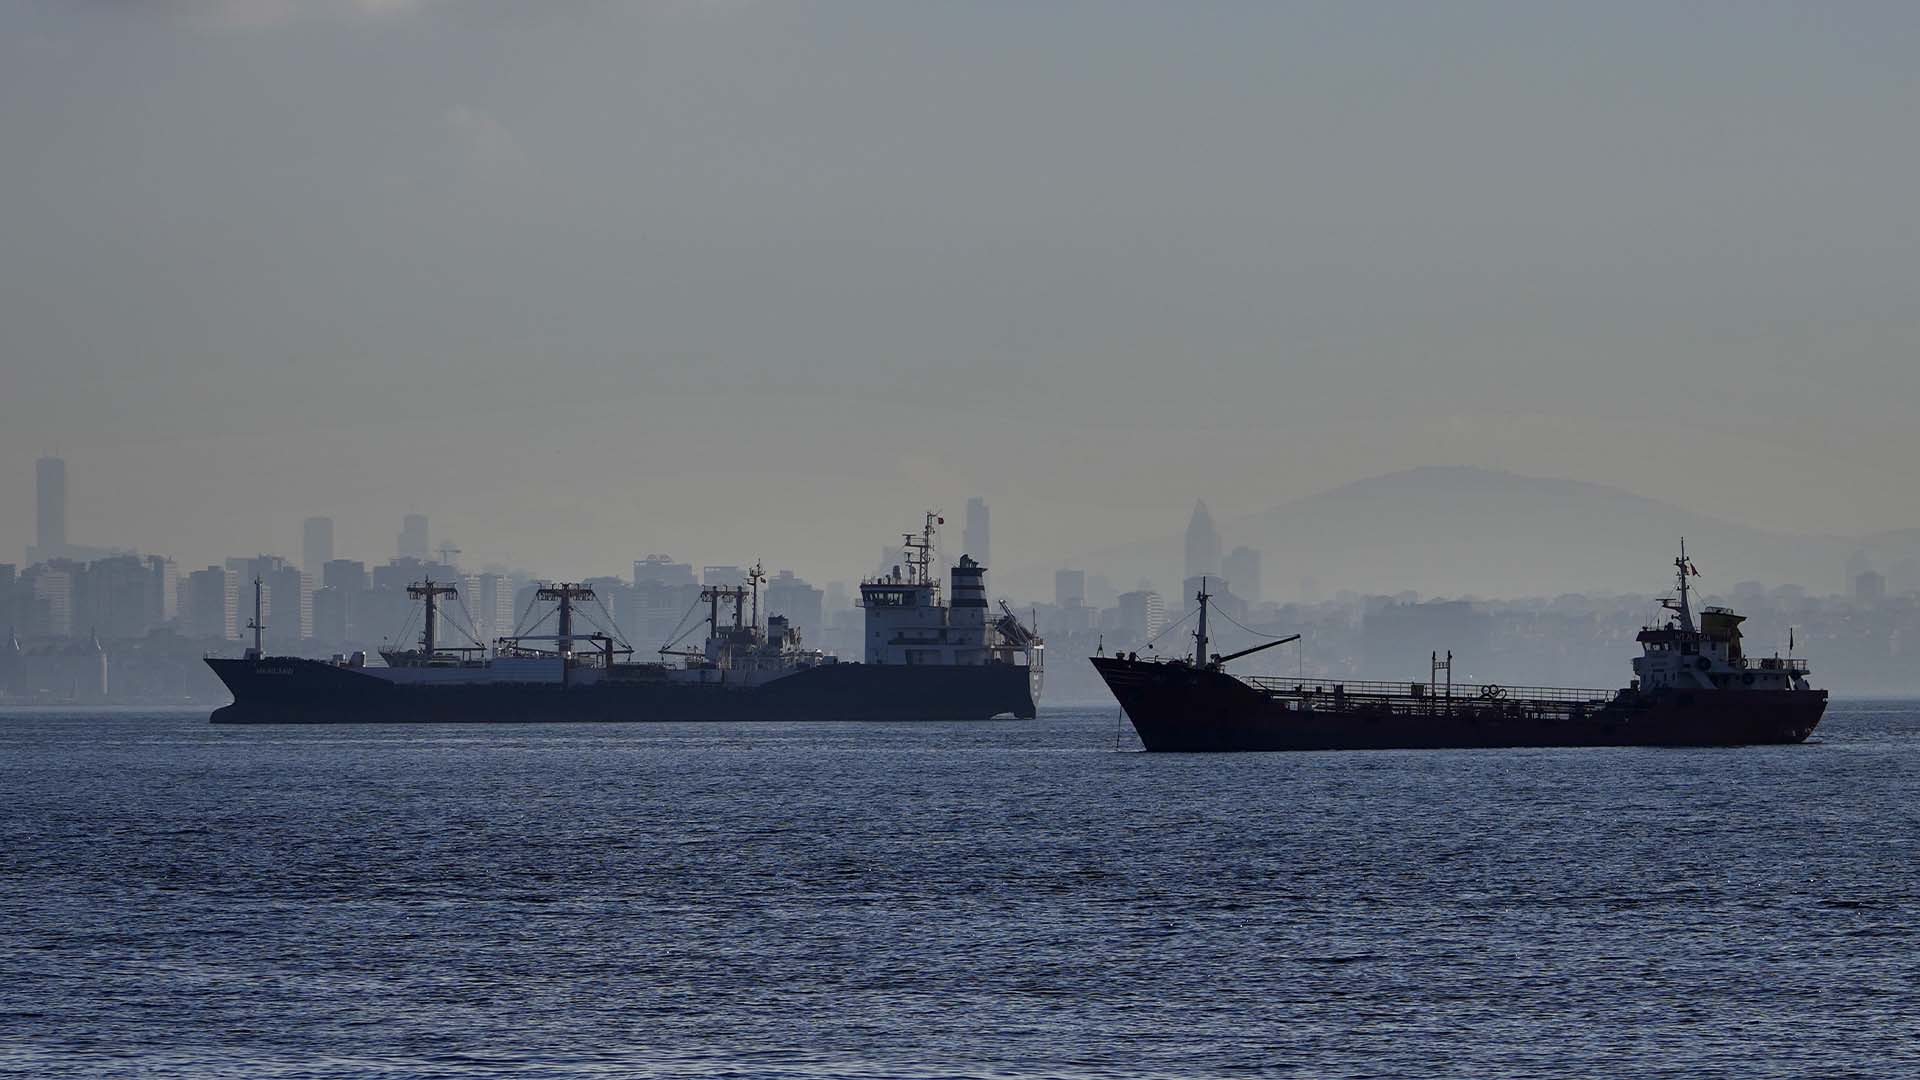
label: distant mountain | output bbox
[1023,467,1873,601]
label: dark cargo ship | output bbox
[209,515,1043,724]
[1093,546,1825,751]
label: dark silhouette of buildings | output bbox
[1054,569,1085,608]
[1185,499,1221,582]
[963,497,990,566]
[765,570,824,641]
[303,517,334,576]
[1223,546,1262,606]
[182,566,235,639]
[397,514,429,561]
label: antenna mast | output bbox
[748,562,766,631]
[902,512,937,586]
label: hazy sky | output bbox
[4,1,1918,584]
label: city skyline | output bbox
[6,5,1920,582]
[16,452,1920,604]
[12,452,1917,648]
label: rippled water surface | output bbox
[2,704,1916,1078]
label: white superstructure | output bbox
[1631,542,1811,692]
[858,512,1042,675]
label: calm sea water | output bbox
[1,703,1915,1079]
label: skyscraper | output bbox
[472,572,516,643]
[963,497,990,567]
[227,555,311,641]
[765,570,824,636]
[29,565,73,637]
[633,555,695,587]
[397,514,429,561]
[1184,499,1221,582]
[302,516,334,576]
[1223,546,1262,606]
[184,566,237,640]
[36,456,67,560]
[322,559,368,593]
[1118,589,1166,642]
[1054,568,1086,609]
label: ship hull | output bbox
[207,657,1038,724]
[1092,657,1826,752]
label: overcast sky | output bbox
[4,1,1918,583]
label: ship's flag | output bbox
[1688,562,1700,576]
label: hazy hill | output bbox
[1021,467,1864,601]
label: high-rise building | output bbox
[632,570,702,653]
[963,497,991,567]
[1085,573,1115,610]
[1054,568,1086,609]
[765,570,824,636]
[629,557,698,650]
[633,556,696,587]
[1223,546,1262,606]
[36,456,67,560]
[397,514,429,561]
[703,565,744,588]
[1184,499,1221,583]
[183,566,239,640]
[227,556,310,640]
[29,565,73,637]
[311,586,349,643]
[1854,570,1887,606]
[302,517,335,576]
[73,555,160,639]
[322,559,369,593]
[1117,589,1166,642]
[472,572,517,644]
[318,562,369,641]
[148,555,178,623]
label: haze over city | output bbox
[8,11,1920,1077]
[4,2,1919,589]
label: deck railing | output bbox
[1239,675,1615,707]
[1737,657,1809,673]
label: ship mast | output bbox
[748,561,766,632]
[901,511,943,592]
[407,579,460,655]
[1194,576,1210,668]
[1672,539,1696,633]
[536,583,596,658]
[245,575,265,660]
